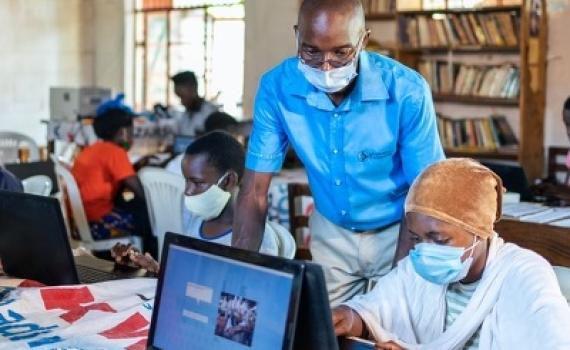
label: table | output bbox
[495,219,570,267]
[4,160,58,194]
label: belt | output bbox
[349,221,399,234]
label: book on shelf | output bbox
[398,10,519,48]
[397,0,422,11]
[418,61,520,99]
[364,0,395,14]
[437,114,518,150]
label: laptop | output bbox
[480,160,535,201]
[147,233,304,350]
[0,190,147,285]
[172,135,194,155]
[294,262,374,350]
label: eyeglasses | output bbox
[297,32,368,68]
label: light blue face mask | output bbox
[410,237,479,285]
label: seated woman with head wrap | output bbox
[333,158,570,350]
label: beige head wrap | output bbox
[405,158,503,239]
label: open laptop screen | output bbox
[172,135,194,155]
[150,237,302,350]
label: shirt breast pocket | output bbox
[355,147,397,177]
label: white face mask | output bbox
[296,34,364,93]
[297,58,358,93]
[184,173,232,221]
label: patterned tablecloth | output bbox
[0,278,156,350]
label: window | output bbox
[131,0,244,117]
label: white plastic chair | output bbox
[267,221,297,259]
[0,131,40,163]
[53,161,142,252]
[139,167,185,260]
[554,266,570,303]
[22,175,53,196]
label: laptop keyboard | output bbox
[76,264,123,284]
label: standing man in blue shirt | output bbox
[233,0,444,305]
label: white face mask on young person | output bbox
[184,173,231,221]
[297,34,364,93]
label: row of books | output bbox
[364,0,396,14]
[397,1,523,11]
[398,11,520,48]
[437,114,518,149]
[418,61,520,99]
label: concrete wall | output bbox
[242,0,298,118]
[0,0,124,145]
[544,1,570,147]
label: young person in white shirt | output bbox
[113,131,287,272]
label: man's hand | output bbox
[332,305,363,337]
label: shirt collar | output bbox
[286,51,389,105]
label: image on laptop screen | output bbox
[152,244,297,350]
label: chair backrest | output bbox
[139,167,185,260]
[53,162,94,243]
[547,146,570,184]
[554,266,570,303]
[287,183,313,260]
[22,175,53,196]
[0,131,40,163]
[266,221,297,259]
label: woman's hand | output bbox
[332,305,362,336]
[375,341,406,350]
[111,243,138,265]
[130,252,160,274]
[111,243,159,273]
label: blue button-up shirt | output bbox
[246,51,444,231]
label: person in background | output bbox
[563,97,570,177]
[0,166,23,192]
[113,131,287,273]
[233,0,444,306]
[165,111,239,175]
[72,96,156,257]
[171,71,218,137]
[333,159,570,350]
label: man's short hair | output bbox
[171,71,198,88]
[205,112,239,133]
[565,97,570,112]
[93,108,133,141]
[185,131,245,180]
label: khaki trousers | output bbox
[309,210,399,307]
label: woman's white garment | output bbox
[344,233,570,349]
[182,208,281,256]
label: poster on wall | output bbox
[548,0,570,14]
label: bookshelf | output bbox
[366,13,396,20]
[365,0,398,57]
[392,0,548,180]
[433,94,519,106]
